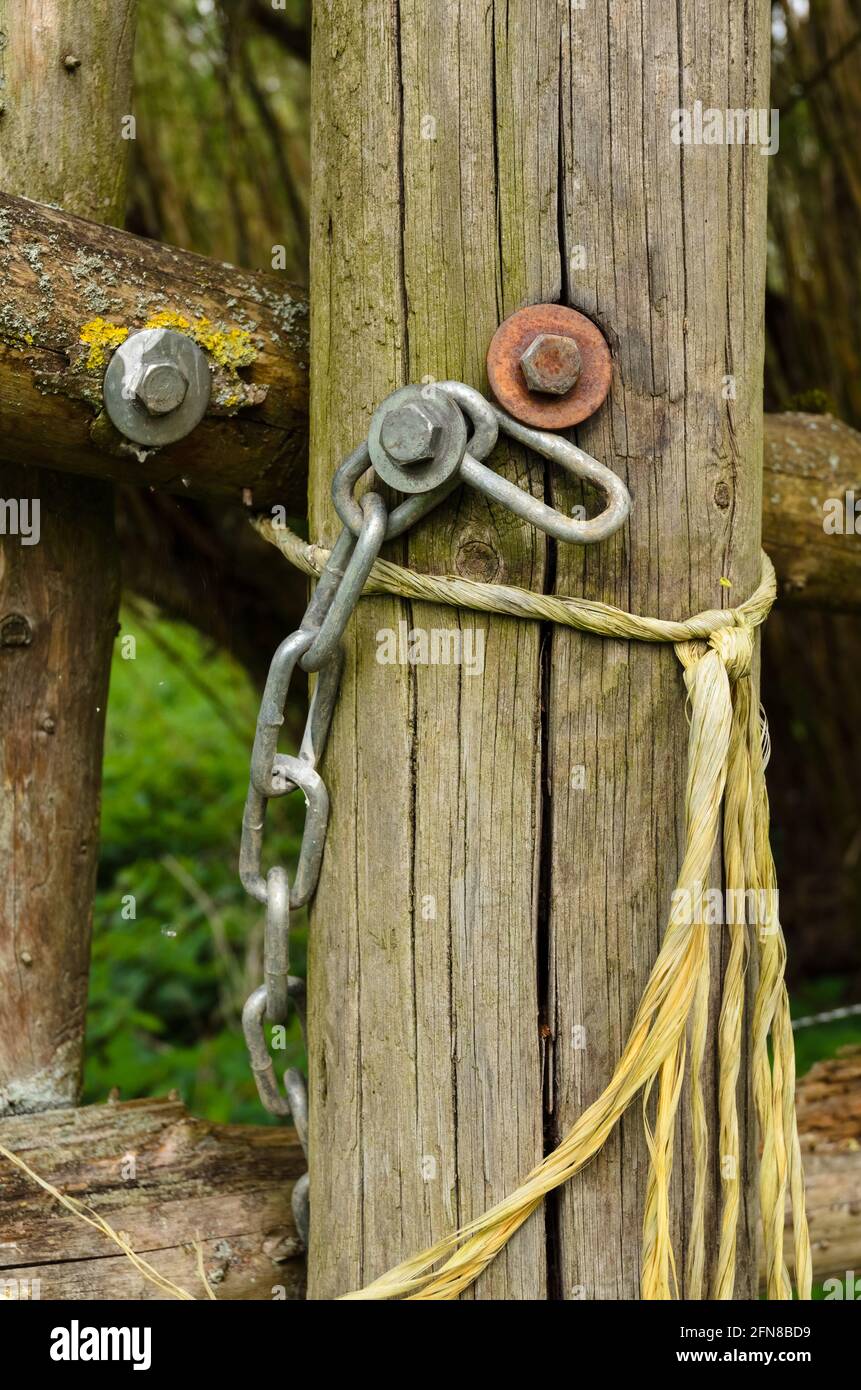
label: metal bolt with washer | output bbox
[103,327,212,447]
[368,386,467,494]
[136,361,189,417]
[379,403,442,464]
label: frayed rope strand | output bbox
[257,520,811,1302]
[0,1144,200,1300]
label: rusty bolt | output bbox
[487,304,613,429]
[520,333,582,396]
[379,402,441,464]
[135,361,189,417]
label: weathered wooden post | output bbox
[0,1,135,1111]
[308,0,769,1297]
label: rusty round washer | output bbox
[486,303,612,430]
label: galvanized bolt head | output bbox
[103,327,211,448]
[135,361,189,417]
[379,402,442,464]
[369,385,467,494]
[520,332,582,396]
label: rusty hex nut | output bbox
[520,333,582,395]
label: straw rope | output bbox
[257,518,811,1302]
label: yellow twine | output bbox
[0,1143,199,1300]
[257,518,811,1302]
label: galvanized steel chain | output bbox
[238,378,632,1245]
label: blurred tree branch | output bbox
[246,0,311,61]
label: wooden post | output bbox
[0,1,136,1112]
[306,0,771,1298]
[548,2,769,1300]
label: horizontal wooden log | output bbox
[1,188,859,608]
[796,1048,861,1153]
[789,1050,861,1285]
[0,1097,305,1300]
[0,192,308,510]
[763,411,861,611]
[795,1151,861,1287]
[0,1063,858,1296]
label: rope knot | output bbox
[708,617,753,681]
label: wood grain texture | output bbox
[548,0,769,1297]
[0,192,309,510]
[307,0,556,1298]
[0,466,120,1113]
[0,0,138,224]
[790,1053,861,1284]
[0,1098,305,1299]
[0,0,132,1112]
[306,0,771,1298]
[796,1049,861,1153]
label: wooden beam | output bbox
[0,0,131,1114]
[0,191,309,511]
[546,0,769,1300]
[799,1151,861,1285]
[1,178,858,617]
[0,1098,305,1299]
[764,411,861,611]
[2,1061,857,1296]
[307,0,553,1299]
[792,1049,861,1285]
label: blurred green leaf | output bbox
[85,606,306,1124]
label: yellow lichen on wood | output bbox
[143,310,257,370]
[77,312,257,377]
[79,318,130,370]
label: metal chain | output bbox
[238,379,632,1246]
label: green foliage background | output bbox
[84,610,307,1122]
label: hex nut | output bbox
[379,403,442,464]
[136,362,189,417]
[487,303,613,429]
[520,333,582,395]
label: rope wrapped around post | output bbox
[256,517,811,1303]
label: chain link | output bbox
[238,379,633,1246]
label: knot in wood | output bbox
[0,612,33,649]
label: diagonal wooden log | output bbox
[0,191,308,511]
